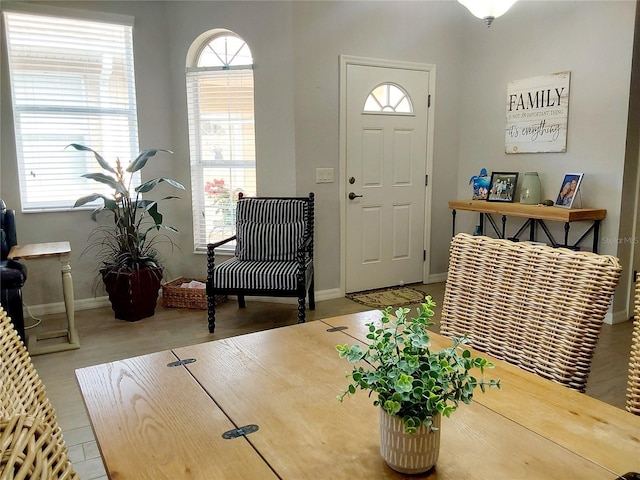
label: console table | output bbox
[9,241,80,355]
[448,200,607,252]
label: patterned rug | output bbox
[346,286,427,310]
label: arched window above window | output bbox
[186,31,256,251]
[196,33,253,68]
[364,83,413,114]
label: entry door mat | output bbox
[346,286,427,310]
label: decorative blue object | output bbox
[469,168,491,200]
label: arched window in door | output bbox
[363,83,413,114]
[186,30,256,250]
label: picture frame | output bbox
[555,173,584,208]
[487,172,519,202]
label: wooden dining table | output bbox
[75,311,640,479]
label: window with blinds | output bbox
[186,32,256,252]
[3,9,139,212]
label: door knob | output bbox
[348,192,363,200]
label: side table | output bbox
[9,241,80,355]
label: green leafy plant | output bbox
[336,296,501,433]
[69,143,185,274]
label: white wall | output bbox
[0,0,636,315]
[162,1,297,277]
[457,1,634,236]
[0,1,177,308]
[619,4,640,316]
[455,0,636,317]
[290,1,466,286]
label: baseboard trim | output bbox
[225,288,343,305]
[426,272,447,284]
[27,285,626,327]
[24,289,344,315]
[315,288,343,301]
[610,308,631,325]
[24,296,111,318]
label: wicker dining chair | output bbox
[441,233,622,393]
[626,276,640,415]
[0,306,78,479]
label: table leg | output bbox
[529,219,536,242]
[27,252,80,355]
[451,209,457,237]
[593,220,601,253]
[60,253,79,345]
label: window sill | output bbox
[195,242,236,256]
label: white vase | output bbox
[520,172,541,205]
[379,409,441,474]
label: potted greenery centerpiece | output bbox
[69,144,185,322]
[336,296,500,474]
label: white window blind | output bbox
[4,10,139,212]
[186,33,256,252]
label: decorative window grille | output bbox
[3,8,138,212]
[364,83,413,114]
[186,32,256,251]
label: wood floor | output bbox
[27,282,634,480]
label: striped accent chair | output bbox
[206,193,315,333]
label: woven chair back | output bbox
[441,233,621,392]
[627,277,640,414]
[0,307,78,479]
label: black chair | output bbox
[206,193,315,333]
[0,199,27,342]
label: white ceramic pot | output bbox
[379,409,441,474]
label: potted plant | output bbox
[69,144,185,321]
[336,296,501,474]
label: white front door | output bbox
[345,63,431,293]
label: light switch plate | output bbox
[315,168,334,183]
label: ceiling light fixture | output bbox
[458,0,518,27]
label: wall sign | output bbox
[505,72,570,154]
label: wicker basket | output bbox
[162,277,226,310]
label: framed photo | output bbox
[555,173,584,208]
[487,172,519,202]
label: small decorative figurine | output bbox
[469,168,491,200]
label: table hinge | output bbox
[167,358,196,367]
[222,424,259,439]
[326,326,348,332]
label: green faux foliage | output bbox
[337,296,501,434]
[68,144,185,274]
